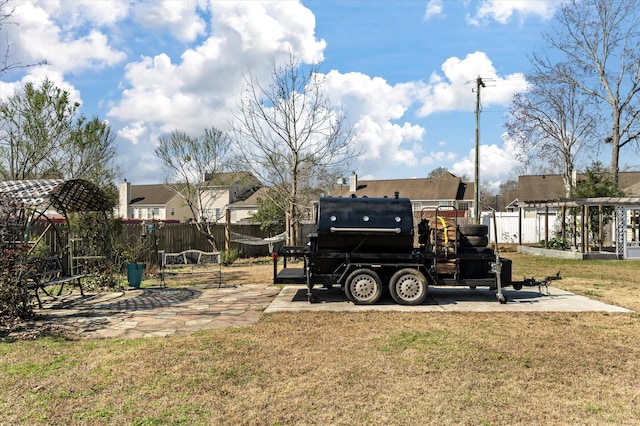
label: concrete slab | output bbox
[264,285,632,313]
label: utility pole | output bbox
[474,76,486,224]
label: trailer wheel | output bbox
[389,269,428,305]
[512,282,523,291]
[344,269,382,305]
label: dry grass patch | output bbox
[506,252,640,311]
[151,256,274,288]
[1,312,640,424]
[2,253,640,424]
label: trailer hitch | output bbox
[520,271,561,295]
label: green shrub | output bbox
[540,237,569,250]
[221,249,240,265]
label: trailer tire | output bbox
[460,235,489,247]
[458,224,488,237]
[458,247,494,255]
[389,268,428,305]
[344,269,382,305]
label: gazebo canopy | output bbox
[520,197,640,208]
[0,179,113,214]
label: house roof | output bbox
[518,172,640,202]
[619,172,640,190]
[128,172,261,207]
[622,177,640,195]
[517,175,567,202]
[231,186,270,207]
[202,171,260,188]
[331,173,473,201]
[130,184,181,206]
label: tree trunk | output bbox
[610,109,621,186]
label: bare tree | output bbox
[155,128,231,251]
[496,179,518,210]
[427,167,450,178]
[506,70,599,197]
[230,55,358,245]
[532,0,640,185]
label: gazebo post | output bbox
[544,206,549,248]
[561,205,566,241]
[572,209,577,249]
[581,205,587,253]
[518,206,523,246]
[599,204,604,251]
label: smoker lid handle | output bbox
[330,227,402,233]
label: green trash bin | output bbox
[126,263,145,288]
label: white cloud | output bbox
[451,133,521,192]
[416,51,527,116]
[322,71,425,171]
[420,151,457,166]
[33,0,130,28]
[9,2,126,74]
[132,1,206,42]
[0,1,543,186]
[209,1,326,64]
[468,0,559,25]
[109,1,326,133]
[424,0,444,20]
[118,121,148,146]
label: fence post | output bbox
[225,210,231,252]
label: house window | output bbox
[230,210,236,221]
[153,208,159,217]
[137,209,142,219]
[412,202,422,211]
[215,208,222,220]
[130,208,135,219]
[458,202,470,211]
[171,207,175,216]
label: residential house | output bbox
[197,172,261,223]
[116,173,262,224]
[228,186,270,224]
[330,173,475,219]
[116,181,191,222]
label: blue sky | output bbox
[3,0,628,192]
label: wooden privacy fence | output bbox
[29,222,289,262]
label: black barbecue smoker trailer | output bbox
[273,195,558,305]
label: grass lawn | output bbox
[1,253,639,425]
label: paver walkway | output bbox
[20,281,632,340]
[30,284,280,339]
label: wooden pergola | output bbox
[519,197,640,259]
[0,179,113,262]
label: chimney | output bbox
[119,180,131,218]
[349,173,357,193]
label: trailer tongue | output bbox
[273,195,558,304]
